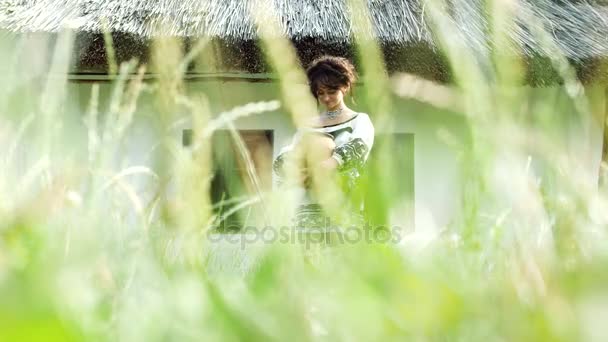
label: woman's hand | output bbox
[300,159,337,189]
[299,167,311,188]
[319,157,339,172]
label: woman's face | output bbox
[317,85,347,111]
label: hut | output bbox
[1,0,607,231]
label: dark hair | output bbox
[306,56,357,99]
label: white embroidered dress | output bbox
[273,113,375,227]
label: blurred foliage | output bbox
[1,0,608,341]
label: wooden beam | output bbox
[65,72,277,83]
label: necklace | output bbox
[324,106,344,119]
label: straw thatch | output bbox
[1,0,608,59]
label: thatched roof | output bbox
[1,0,608,60]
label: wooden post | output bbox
[601,86,608,187]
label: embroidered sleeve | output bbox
[333,138,369,170]
[273,132,302,185]
[332,114,374,171]
[273,150,289,177]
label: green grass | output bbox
[1,1,608,341]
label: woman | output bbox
[273,56,375,229]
